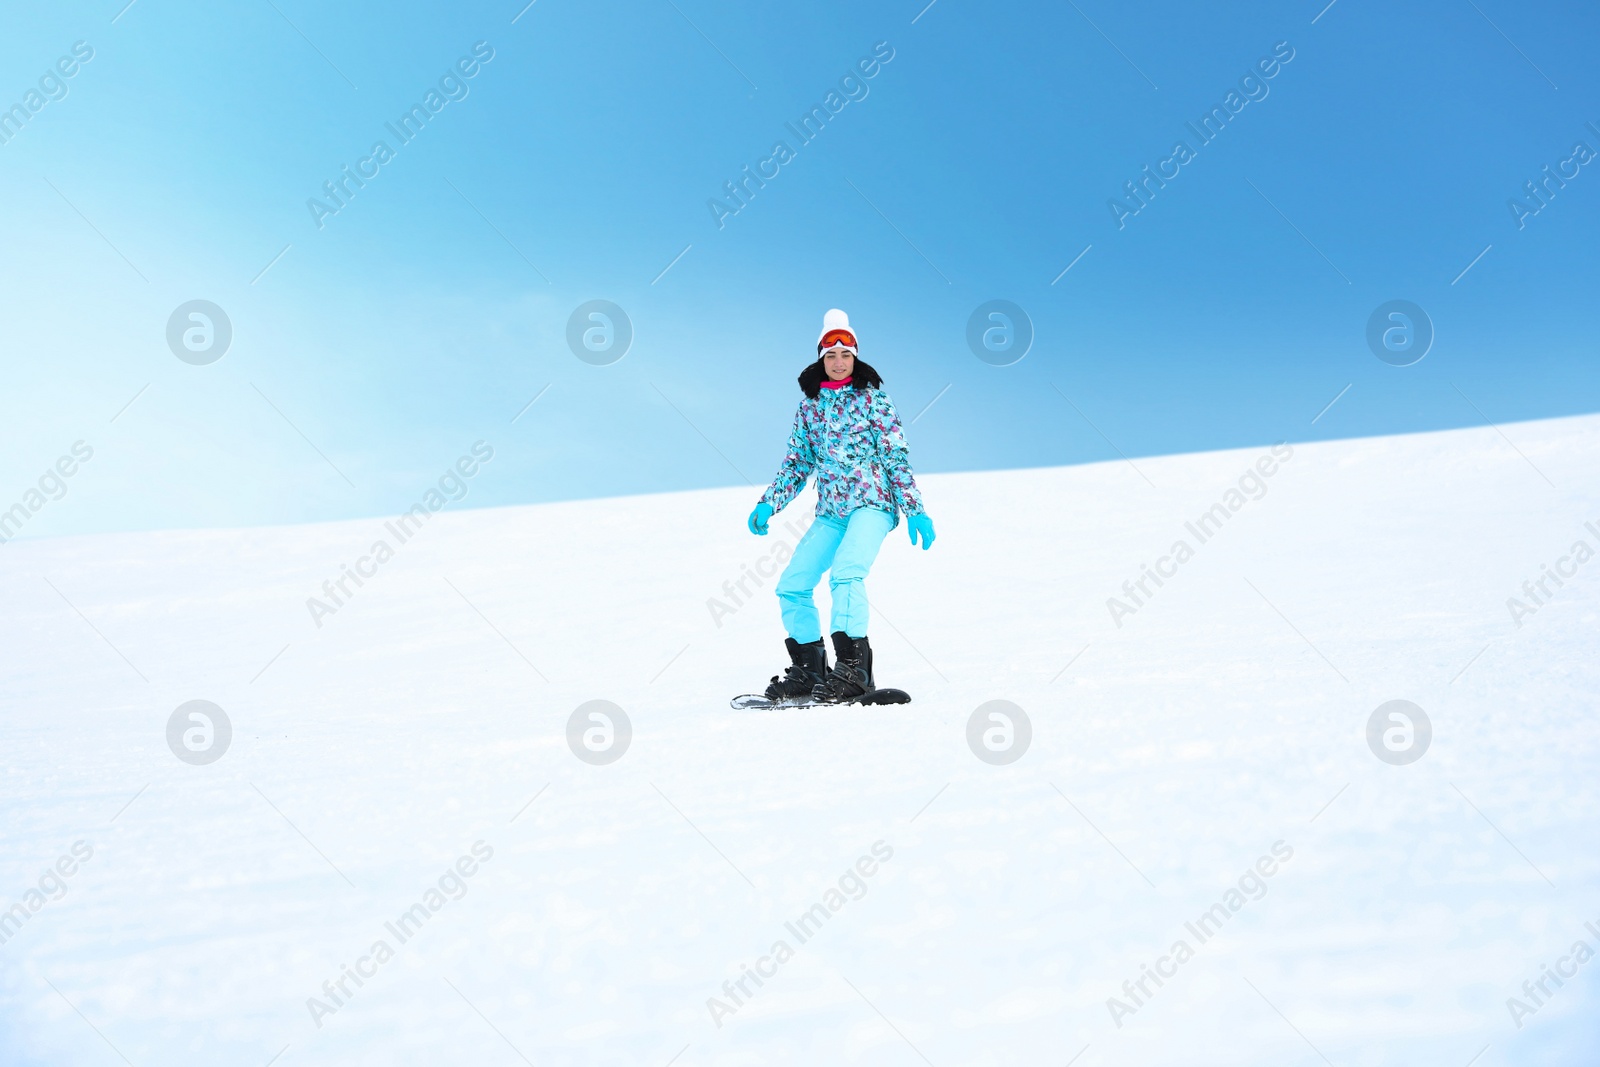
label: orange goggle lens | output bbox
[818,329,857,351]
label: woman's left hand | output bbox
[907,513,935,550]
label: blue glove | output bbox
[907,512,935,550]
[748,502,773,536]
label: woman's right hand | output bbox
[748,502,773,536]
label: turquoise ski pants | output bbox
[776,507,895,642]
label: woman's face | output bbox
[822,346,855,381]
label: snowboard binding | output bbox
[813,631,873,704]
[733,633,909,710]
[765,637,828,701]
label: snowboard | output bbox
[730,688,911,710]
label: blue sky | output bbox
[1,0,1596,537]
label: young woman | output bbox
[747,309,936,703]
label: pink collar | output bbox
[819,377,853,390]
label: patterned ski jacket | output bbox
[760,361,925,527]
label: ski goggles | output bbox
[817,329,857,352]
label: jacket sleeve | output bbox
[871,391,925,516]
[759,403,815,513]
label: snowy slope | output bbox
[2,414,1597,1067]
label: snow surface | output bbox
[2,414,1597,1067]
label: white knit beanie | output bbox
[816,308,858,354]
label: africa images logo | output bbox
[1107,41,1296,229]
[306,42,496,229]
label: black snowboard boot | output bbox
[814,631,874,704]
[765,638,829,701]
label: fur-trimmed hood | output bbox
[798,358,883,399]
